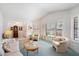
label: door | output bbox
[13,25,18,38]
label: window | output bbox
[74,17,78,40]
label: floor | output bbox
[20,39,79,56]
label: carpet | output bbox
[20,40,79,56]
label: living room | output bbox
[0,3,79,56]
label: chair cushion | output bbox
[54,36,65,41]
[2,42,11,53]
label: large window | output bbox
[74,17,78,40]
[45,23,55,36]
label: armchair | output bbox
[52,36,68,53]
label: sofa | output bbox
[52,36,68,53]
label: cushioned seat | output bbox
[2,39,23,56]
[52,36,68,53]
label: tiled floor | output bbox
[20,40,79,56]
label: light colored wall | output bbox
[3,17,27,38]
[70,5,79,53]
[0,12,3,44]
[0,11,4,55]
[39,10,71,39]
[38,5,79,53]
[3,17,27,32]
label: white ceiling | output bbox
[0,3,78,22]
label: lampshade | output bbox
[4,30,12,35]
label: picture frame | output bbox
[19,26,23,31]
[10,27,13,30]
[57,21,63,29]
[56,21,63,35]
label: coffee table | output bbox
[24,42,38,56]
